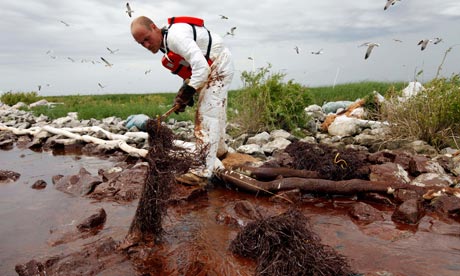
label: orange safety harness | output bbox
[160,16,213,80]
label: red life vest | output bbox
[161,16,213,80]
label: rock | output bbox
[90,163,148,202]
[77,208,107,232]
[270,129,292,140]
[431,195,460,216]
[31,179,47,189]
[261,137,291,154]
[246,131,270,145]
[237,144,264,155]
[327,116,361,137]
[15,237,129,276]
[410,173,455,188]
[349,202,384,223]
[0,170,20,184]
[393,189,419,203]
[53,168,102,196]
[369,163,411,185]
[392,198,425,224]
[15,259,45,276]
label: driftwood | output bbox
[235,166,322,180]
[215,168,429,196]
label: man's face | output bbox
[131,23,162,54]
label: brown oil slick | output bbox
[1,148,460,276]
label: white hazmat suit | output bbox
[164,22,234,178]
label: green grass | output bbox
[3,81,407,121]
[307,81,406,104]
[32,93,193,121]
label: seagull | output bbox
[359,42,380,59]
[67,57,75,62]
[247,57,253,60]
[106,47,119,54]
[125,3,134,18]
[294,46,300,54]
[311,48,324,55]
[144,69,151,75]
[98,83,105,89]
[433,37,443,44]
[219,14,229,19]
[38,85,42,91]
[100,57,113,67]
[393,38,403,43]
[60,20,70,27]
[384,0,401,11]
[418,39,433,51]
[225,27,237,36]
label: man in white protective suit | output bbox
[130,15,234,185]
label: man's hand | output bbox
[174,83,196,114]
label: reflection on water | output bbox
[1,147,460,276]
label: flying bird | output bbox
[219,14,229,20]
[38,85,42,91]
[100,57,113,67]
[60,20,70,27]
[384,0,401,11]
[98,83,105,89]
[225,27,237,36]
[126,3,134,18]
[418,39,433,51]
[144,69,152,75]
[359,42,380,59]
[106,47,119,54]
[311,48,324,55]
[433,37,443,44]
[67,57,75,62]
[247,57,253,60]
[294,46,300,54]
[392,38,403,43]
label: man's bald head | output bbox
[131,16,154,31]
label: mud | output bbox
[1,147,460,276]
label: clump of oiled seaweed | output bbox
[284,141,370,180]
[230,208,356,276]
[126,118,203,243]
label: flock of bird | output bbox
[37,1,447,92]
[41,3,139,91]
[46,2,235,91]
[292,0,444,60]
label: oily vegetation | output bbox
[1,67,458,149]
[228,65,312,134]
[380,74,460,149]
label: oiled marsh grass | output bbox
[380,74,460,149]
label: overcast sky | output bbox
[1,0,460,96]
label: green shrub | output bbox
[228,65,312,134]
[0,91,41,105]
[381,74,460,149]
